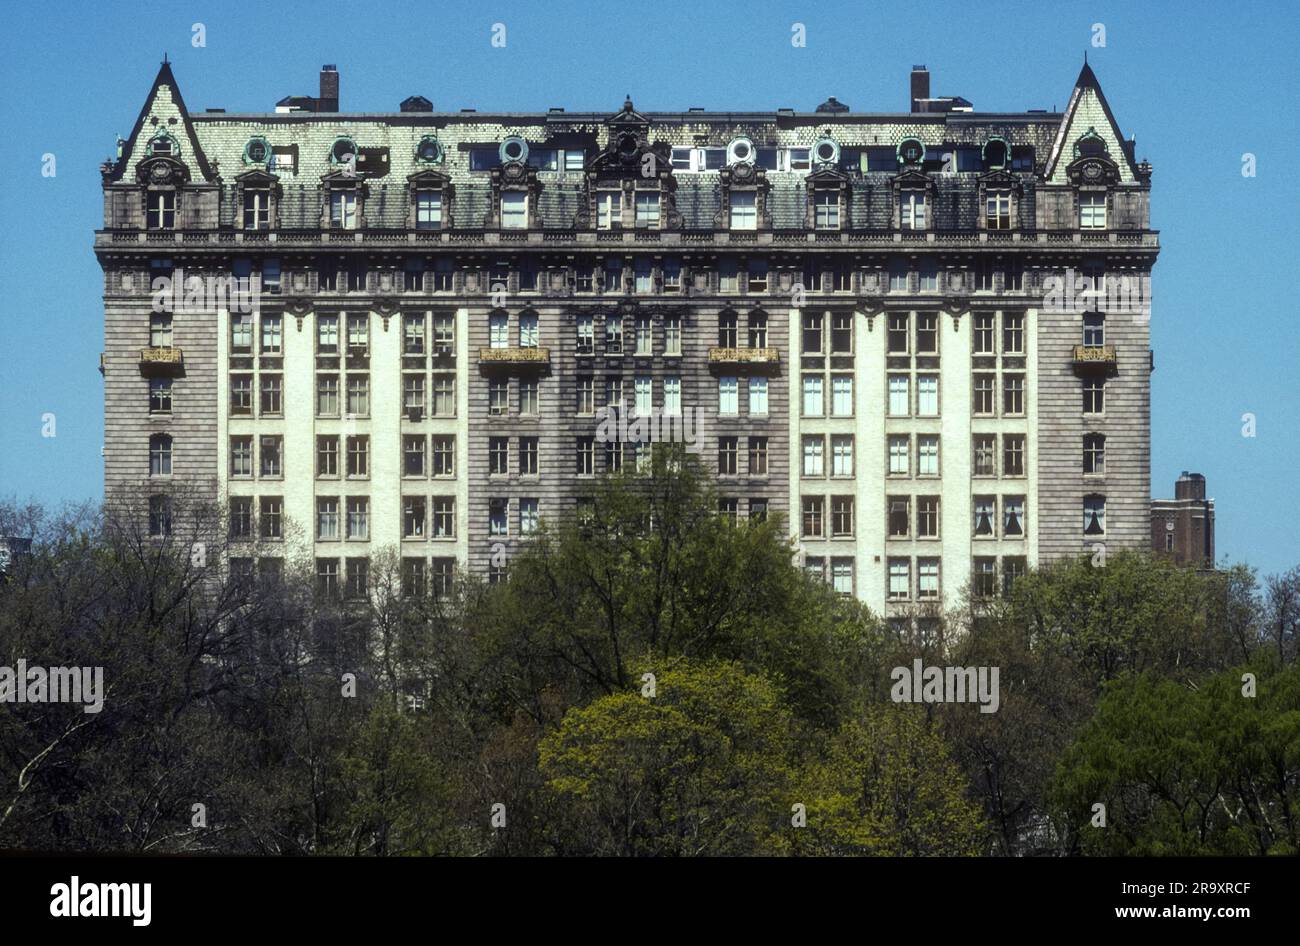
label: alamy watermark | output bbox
[594,406,700,445]
[890,659,1000,713]
[151,268,263,315]
[1042,268,1151,320]
[0,660,105,713]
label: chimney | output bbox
[1175,472,1206,501]
[910,65,930,112]
[319,65,339,112]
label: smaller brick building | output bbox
[1151,472,1214,566]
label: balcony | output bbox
[1071,344,1117,372]
[139,347,184,373]
[478,346,551,370]
[708,346,781,367]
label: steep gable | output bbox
[108,60,215,183]
[1044,62,1137,184]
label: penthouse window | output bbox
[814,191,840,230]
[899,190,927,230]
[597,190,622,230]
[1080,193,1107,230]
[985,191,1011,230]
[329,190,358,229]
[500,192,527,229]
[729,192,757,230]
[415,191,443,229]
[146,191,176,230]
[635,192,660,228]
[243,188,271,230]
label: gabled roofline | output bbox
[109,60,215,184]
[1044,62,1139,181]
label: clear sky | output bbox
[1,0,1296,576]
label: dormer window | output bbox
[146,191,176,230]
[814,191,840,230]
[501,191,528,229]
[330,190,357,229]
[729,192,757,230]
[597,190,622,229]
[148,133,177,157]
[985,191,1011,230]
[635,192,660,228]
[243,189,271,230]
[415,190,443,230]
[900,190,927,230]
[1080,192,1107,229]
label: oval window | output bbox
[897,137,925,165]
[499,136,529,164]
[245,137,270,164]
[416,136,442,163]
[814,137,839,165]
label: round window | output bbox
[416,136,443,163]
[897,137,925,165]
[331,138,356,164]
[245,137,270,164]
[499,136,529,164]
[814,137,840,165]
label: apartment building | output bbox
[96,61,1157,616]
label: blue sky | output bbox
[0,0,1296,576]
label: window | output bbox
[1084,433,1106,475]
[415,191,443,230]
[346,435,368,477]
[231,314,253,353]
[718,312,738,348]
[488,378,508,416]
[831,375,853,416]
[576,436,595,475]
[634,316,652,355]
[260,436,282,477]
[520,436,539,475]
[918,262,938,293]
[748,261,768,293]
[402,558,426,597]
[520,498,539,536]
[230,436,253,477]
[345,375,369,416]
[973,313,995,353]
[973,434,996,477]
[802,497,824,538]
[814,191,839,229]
[831,558,854,596]
[888,375,909,416]
[718,437,738,475]
[985,191,1011,229]
[345,558,369,598]
[596,191,622,230]
[802,435,825,477]
[403,375,425,417]
[403,497,426,538]
[750,499,769,523]
[404,435,426,476]
[900,191,927,229]
[664,315,681,354]
[1004,434,1026,476]
[330,191,357,229]
[1080,192,1106,230]
[431,435,454,476]
[576,315,594,355]
[146,191,176,230]
[829,435,853,477]
[604,316,623,353]
[831,496,854,537]
[830,312,851,353]
[973,497,996,537]
[260,497,282,539]
[149,314,173,348]
[888,559,910,600]
[1083,377,1105,414]
[347,497,370,540]
[430,374,454,417]
[432,497,455,538]
[261,314,282,354]
[603,259,623,294]
[664,377,681,415]
[487,498,509,537]
[317,314,339,353]
[787,148,811,171]
[519,379,539,416]
[918,559,940,599]
[802,312,824,353]
[1003,496,1025,537]
[916,313,938,353]
[149,434,172,476]
[489,437,509,475]
[316,375,339,416]
[1002,556,1026,596]
[729,192,757,230]
[243,190,271,230]
[316,436,339,477]
[888,259,909,293]
[576,376,595,415]
[973,558,997,598]
[1003,374,1024,415]
[888,497,910,538]
[634,376,652,415]
[148,495,172,537]
[718,376,738,415]
[259,374,282,416]
[1083,313,1105,346]
[888,436,910,475]
[918,497,939,538]
[888,314,909,354]
[973,374,995,415]
[604,377,624,411]
[149,378,172,414]
[918,436,939,476]
[805,556,825,581]
[747,376,767,416]
[635,192,660,227]
[1003,313,1024,354]
[802,375,824,416]
[748,437,768,476]
[501,191,527,228]
[917,375,938,416]
[1083,495,1106,535]
[317,498,340,540]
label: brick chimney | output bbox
[910,65,930,112]
[319,65,339,111]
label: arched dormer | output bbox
[715,161,771,232]
[234,168,282,231]
[487,160,540,229]
[319,169,368,230]
[578,98,680,231]
[805,164,850,230]
[1065,131,1121,230]
[407,168,455,230]
[136,154,190,230]
[976,168,1023,231]
[891,167,933,231]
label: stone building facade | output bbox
[1152,472,1215,567]
[95,61,1158,616]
